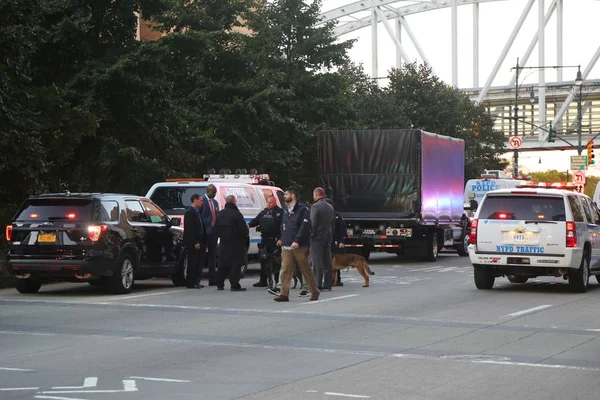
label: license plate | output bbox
[362,229,376,235]
[505,232,534,244]
[38,233,56,243]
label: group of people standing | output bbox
[183,184,247,291]
[182,184,348,301]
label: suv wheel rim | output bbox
[122,259,134,289]
[463,235,470,253]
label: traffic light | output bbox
[587,141,595,165]
[547,126,556,142]
[473,121,480,137]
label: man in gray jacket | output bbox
[310,187,336,291]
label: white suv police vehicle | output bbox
[468,183,600,292]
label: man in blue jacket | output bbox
[274,187,319,302]
[200,184,219,286]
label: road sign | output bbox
[508,136,522,149]
[575,184,585,193]
[570,155,588,171]
[572,170,586,185]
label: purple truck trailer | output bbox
[318,129,468,262]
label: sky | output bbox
[319,0,600,177]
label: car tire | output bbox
[596,275,600,285]
[15,279,42,294]
[171,253,187,287]
[457,233,469,257]
[474,265,495,289]
[569,250,590,293]
[108,253,135,294]
[507,275,528,284]
[426,233,439,262]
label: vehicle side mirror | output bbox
[169,217,182,227]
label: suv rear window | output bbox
[479,195,566,221]
[15,198,93,222]
[149,186,207,212]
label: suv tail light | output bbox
[5,225,13,241]
[88,225,108,242]
[566,221,576,248]
[469,219,478,245]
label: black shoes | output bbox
[187,284,204,289]
[231,286,247,292]
[253,281,268,287]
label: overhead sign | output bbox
[508,136,522,149]
[572,170,586,185]
[570,155,588,171]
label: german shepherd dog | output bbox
[258,244,281,289]
[258,244,302,289]
[332,253,375,287]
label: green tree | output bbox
[234,0,356,193]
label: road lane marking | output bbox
[106,290,186,301]
[54,377,97,389]
[324,392,370,398]
[35,396,90,400]
[40,380,137,394]
[299,294,359,305]
[504,305,553,318]
[0,387,39,391]
[2,328,599,372]
[0,367,34,372]
[128,376,191,383]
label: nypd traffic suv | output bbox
[468,183,600,292]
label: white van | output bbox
[145,177,285,261]
[464,176,530,208]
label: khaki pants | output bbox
[280,247,319,297]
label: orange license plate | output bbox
[38,233,56,243]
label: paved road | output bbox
[1,252,600,400]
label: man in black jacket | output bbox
[310,187,335,291]
[274,187,319,302]
[215,195,249,291]
[248,196,283,288]
[183,194,206,289]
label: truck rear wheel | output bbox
[457,233,469,257]
[426,233,438,262]
[474,265,495,289]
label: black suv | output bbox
[5,193,187,294]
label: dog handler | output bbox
[274,187,319,302]
[248,196,283,288]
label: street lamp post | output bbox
[575,66,584,155]
[510,59,582,177]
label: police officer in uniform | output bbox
[248,196,283,288]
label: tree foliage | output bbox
[0,0,510,238]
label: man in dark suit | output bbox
[215,195,249,291]
[183,194,206,289]
[200,184,219,286]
